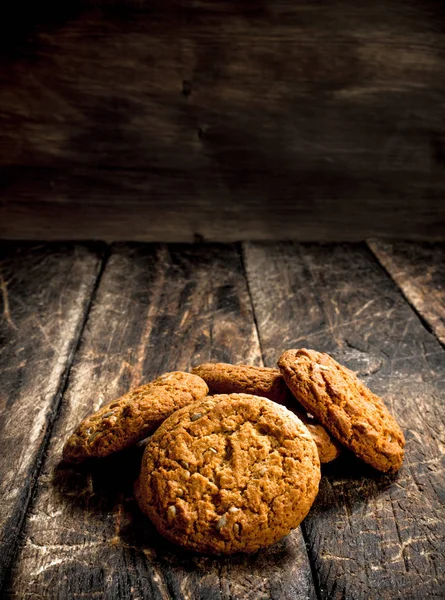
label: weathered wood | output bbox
[5,244,317,599]
[368,240,445,347]
[243,242,445,600]
[3,172,445,242]
[1,1,445,241]
[0,242,104,593]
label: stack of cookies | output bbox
[63,348,405,555]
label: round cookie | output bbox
[63,372,209,463]
[192,362,340,464]
[135,393,321,554]
[278,349,405,473]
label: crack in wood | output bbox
[130,246,169,388]
[0,243,106,596]
[0,275,17,331]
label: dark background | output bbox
[1,0,445,241]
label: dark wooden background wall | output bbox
[1,0,445,241]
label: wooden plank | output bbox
[0,242,104,593]
[243,242,445,600]
[1,0,445,241]
[5,244,317,600]
[2,171,445,242]
[368,240,445,347]
[4,173,445,242]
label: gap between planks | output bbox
[367,239,445,350]
[0,245,108,596]
[239,242,324,600]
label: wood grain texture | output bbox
[1,0,445,241]
[4,244,317,600]
[368,240,445,347]
[0,242,103,593]
[243,242,445,600]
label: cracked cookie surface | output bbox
[135,393,321,554]
[63,372,209,463]
[278,349,405,473]
[192,362,340,463]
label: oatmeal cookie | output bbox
[278,349,405,473]
[191,363,290,404]
[135,393,321,554]
[63,372,209,463]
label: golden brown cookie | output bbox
[135,393,321,554]
[278,349,405,473]
[63,372,209,463]
[191,363,290,403]
[192,362,340,463]
[303,422,341,464]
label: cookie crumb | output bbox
[216,515,227,531]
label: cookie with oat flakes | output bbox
[278,349,405,473]
[135,393,321,554]
[63,371,209,463]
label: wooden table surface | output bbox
[0,240,444,600]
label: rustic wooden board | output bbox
[1,0,445,241]
[243,242,445,600]
[4,244,317,599]
[368,240,445,347]
[0,242,103,593]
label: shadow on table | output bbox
[52,444,315,595]
[52,440,398,558]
